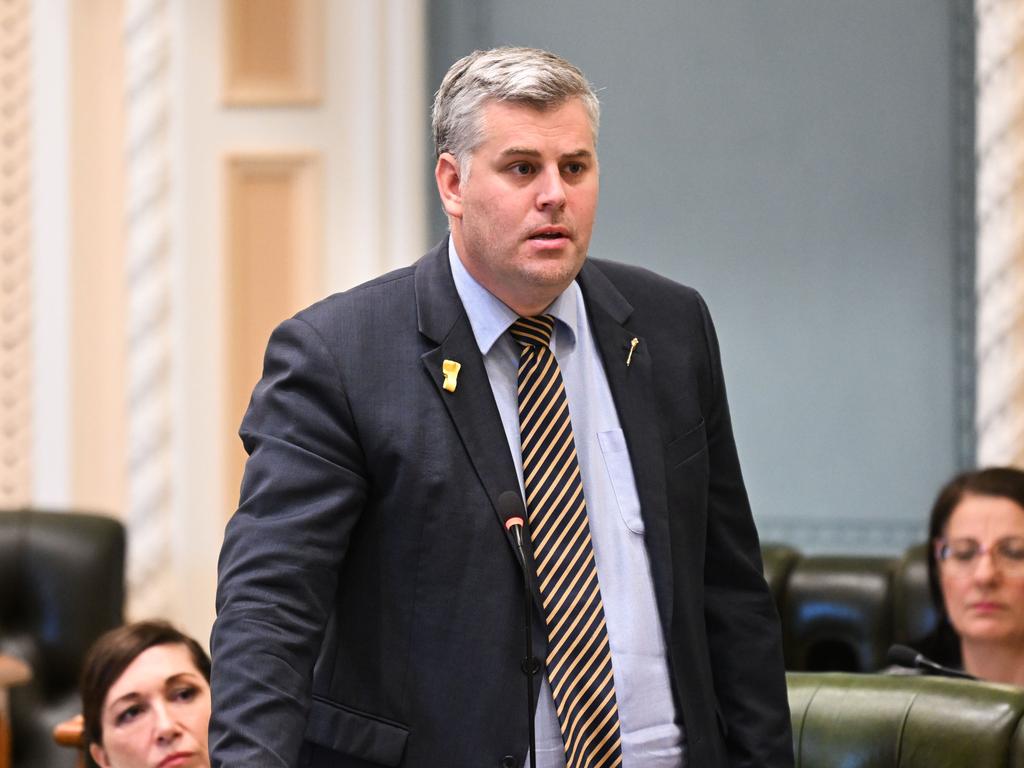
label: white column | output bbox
[31,0,71,508]
[123,0,175,619]
[0,0,33,507]
[975,0,1024,467]
[328,0,427,291]
[382,0,428,272]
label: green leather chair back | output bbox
[761,543,801,611]
[892,543,939,645]
[787,672,1024,767]
[761,542,944,672]
[782,556,896,671]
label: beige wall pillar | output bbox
[70,0,127,515]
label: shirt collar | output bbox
[448,235,579,355]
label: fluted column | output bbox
[123,0,174,618]
[0,0,33,507]
[976,0,1024,467]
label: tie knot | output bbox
[509,315,555,348]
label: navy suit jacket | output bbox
[210,240,793,767]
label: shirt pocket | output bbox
[597,428,644,535]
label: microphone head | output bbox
[497,491,526,528]
[886,644,921,668]
[887,643,976,679]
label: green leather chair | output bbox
[781,556,896,671]
[761,543,801,611]
[787,672,1024,767]
[0,510,125,768]
[761,542,944,673]
[892,543,938,646]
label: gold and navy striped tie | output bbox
[510,315,623,768]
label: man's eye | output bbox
[564,162,585,174]
[510,162,533,175]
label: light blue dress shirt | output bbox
[448,240,685,767]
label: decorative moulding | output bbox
[222,152,322,516]
[222,0,324,106]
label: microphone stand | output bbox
[499,491,538,768]
[886,644,975,680]
[517,535,538,768]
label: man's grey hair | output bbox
[432,46,600,169]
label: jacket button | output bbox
[501,756,517,768]
[520,656,541,675]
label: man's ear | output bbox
[90,742,111,768]
[435,152,464,219]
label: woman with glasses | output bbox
[919,467,1024,685]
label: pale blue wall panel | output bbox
[426,1,973,553]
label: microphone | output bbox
[498,491,538,768]
[499,491,528,559]
[886,644,976,680]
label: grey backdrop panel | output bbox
[425,1,975,554]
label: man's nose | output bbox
[535,166,567,209]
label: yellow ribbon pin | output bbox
[442,359,462,392]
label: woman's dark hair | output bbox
[922,467,1024,660]
[80,620,211,748]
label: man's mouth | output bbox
[528,227,570,241]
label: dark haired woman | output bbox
[918,467,1024,684]
[81,620,211,768]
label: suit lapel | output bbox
[578,261,674,636]
[415,243,544,610]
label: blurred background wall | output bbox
[428,0,976,553]
[8,0,1022,646]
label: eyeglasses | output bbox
[935,536,1024,577]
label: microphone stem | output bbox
[919,656,975,680]
[519,539,537,768]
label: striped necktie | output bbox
[509,315,623,768]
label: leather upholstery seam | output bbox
[894,690,919,768]
[797,681,822,764]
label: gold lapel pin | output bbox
[626,338,639,367]
[442,359,462,392]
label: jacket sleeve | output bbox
[209,315,367,768]
[696,294,795,767]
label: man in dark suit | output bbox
[210,47,792,768]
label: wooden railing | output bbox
[0,655,30,768]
